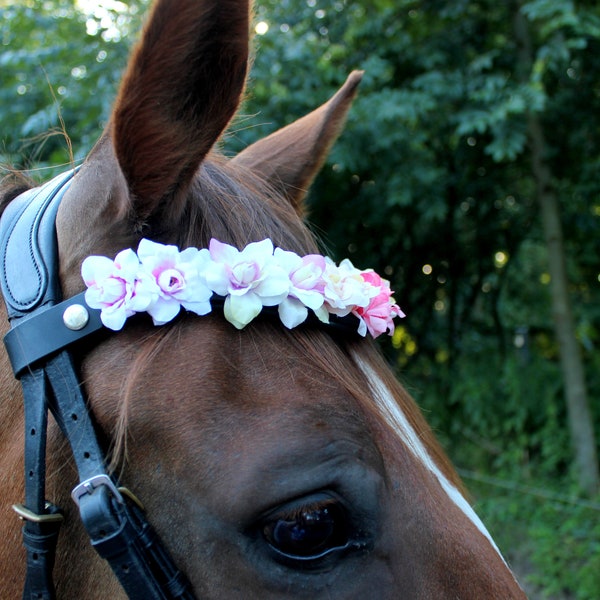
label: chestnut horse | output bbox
[0,0,526,597]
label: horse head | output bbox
[0,0,526,597]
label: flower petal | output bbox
[278,297,308,329]
[81,255,114,286]
[181,298,212,317]
[356,317,368,337]
[203,261,230,296]
[294,288,324,311]
[146,297,181,326]
[239,239,274,265]
[224,292,263,329]
[114,248,142,274]
[100,304,129,331]
[314,305,330,324]
[255,269,290,304]
[209,239,240,264]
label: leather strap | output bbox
[18,368,63,600]
[46,350,195,600]
[79,485,192,599]
[1,169,196,599]
[1,171,75,600]
[4,291,104,378]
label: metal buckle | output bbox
[12,503,64,523]
[71,474,124,507]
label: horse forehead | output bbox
[90,318,377,445]
[172,326,373,438]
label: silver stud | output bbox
[63,304,90,331]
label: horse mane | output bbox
[0,170,34,216]
[163,155,320,255]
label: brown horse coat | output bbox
[0,1,526,597]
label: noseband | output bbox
[0,170,195,600]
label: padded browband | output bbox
[0,169,103,377]
[1,170,75,319]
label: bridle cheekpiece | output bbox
[1,170,195,599]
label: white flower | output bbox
[81,249,157,331]
[204,239,289,329]
[321,258,378,317]
[137,239,213,325]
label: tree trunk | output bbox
[513,6,599,495]
[528,116,599,495]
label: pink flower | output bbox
[353,271,405,337]
[360,270,385,290]
[81,249,158,331]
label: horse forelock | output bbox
[172,156,320,254]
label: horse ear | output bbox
[232,71,363,213]
[112,0,250,218]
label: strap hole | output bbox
[71,413,78,421]
[83,451,90,459]
[30,428,36,436]
[32,552,39,561]
[28,470,34,478]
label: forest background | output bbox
[1,0,599,597]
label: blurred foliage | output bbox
[472,479,600,600]
[2,0,600,596]
[0,0,139,172]
[528,500,600,599]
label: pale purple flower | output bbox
[274,248,326,328]
[205,239,289,329]
[137,239,213,325]
[81,248,157,331]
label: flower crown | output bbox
[81,238,405,338]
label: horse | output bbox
[0,0,526,597]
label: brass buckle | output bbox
[12,503,64,523]
[118,487,145,511]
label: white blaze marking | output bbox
[355,355,506,563]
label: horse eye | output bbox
[261,497,349,561]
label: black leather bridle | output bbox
[1,167,361,600]
[1,169,196,600]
